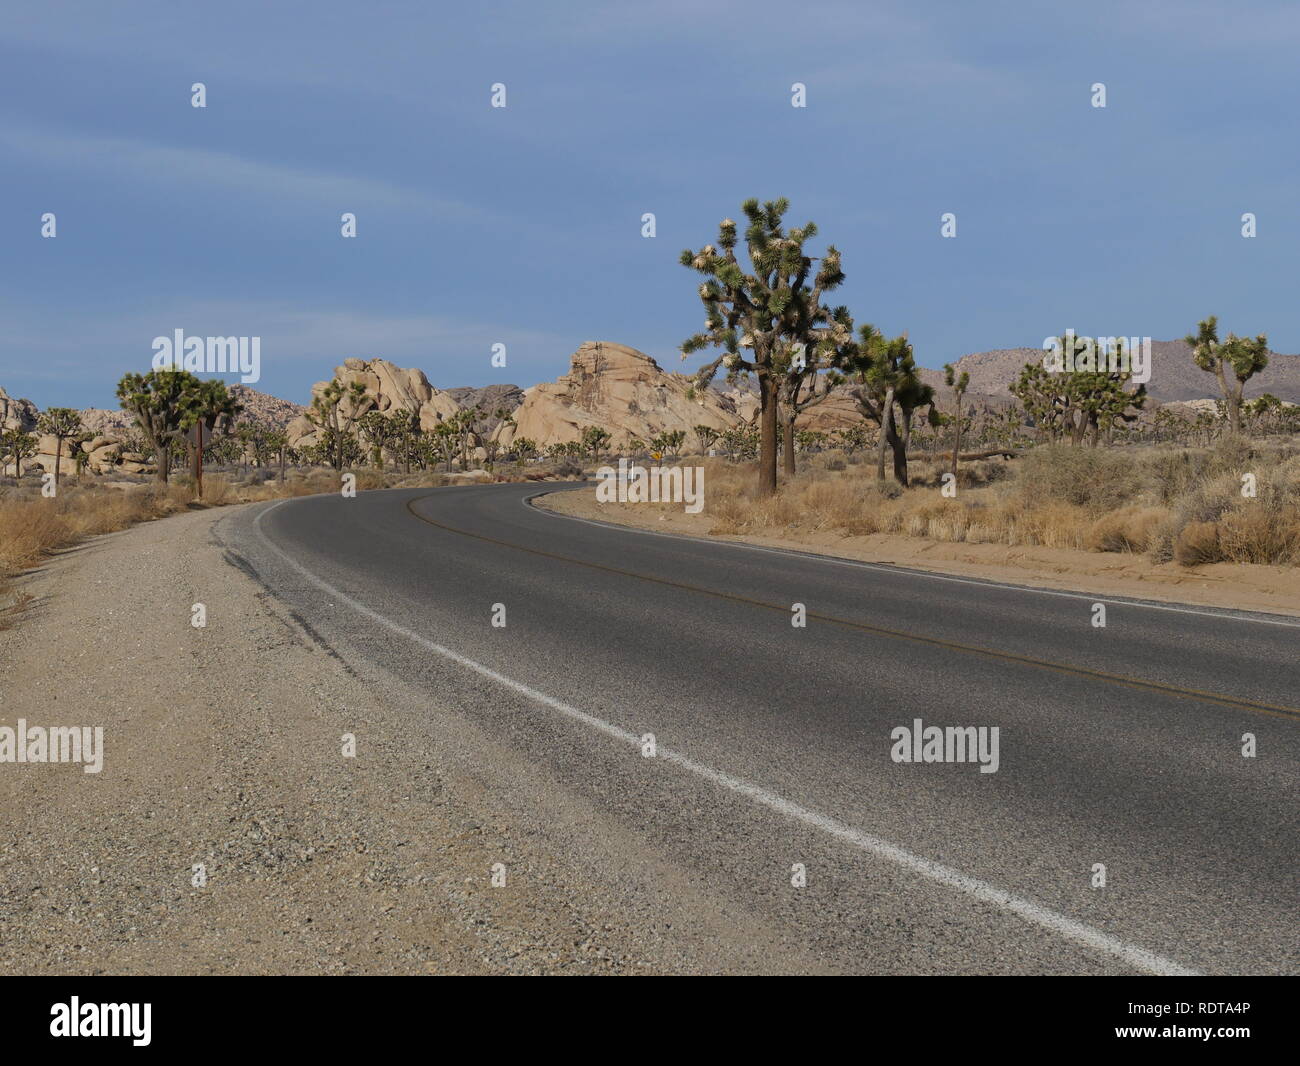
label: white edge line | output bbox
[252,496,1201,977]
[525,489,1300,630]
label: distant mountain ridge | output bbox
[930,340,1300,404]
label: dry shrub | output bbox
[1086,506,1168,553]
[798,478,882,533]
[840,512,880,537]
[708,493,749,535]
[956,459,1011,488]
[1009,500,1089,550]
[908,460,943,487]
[200,476,234,505]
[1016,446,1141,512]
[800,480,845,514]
[757,491,804,529]
[903,499,971,542]
[1144,449,1206,504]
[1177,472,1243,525]
[1174,521,1222,566]
[965,522,1002,545]
[1214,489,1300,565]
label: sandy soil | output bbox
[538,485,1300,618]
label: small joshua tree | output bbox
[308,379,373,470]
[35,407,84,491]
[1185,316,1269,435]
[264,430,290,481]
[2,427,37,478]
[581,426,612,462]
[838,327,934,485]
[510,437,539,463]
[693,424,720,455]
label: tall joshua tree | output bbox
[118,369,199,483]
[944,363,969,478]
[35,407,84,492]
[180,378,241,482]
[1185,316,1269,435]
[681,198,845,496]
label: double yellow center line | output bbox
[405,494,1300,723]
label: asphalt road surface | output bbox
[220,483,1300,975]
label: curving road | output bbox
[218,482,1300,975]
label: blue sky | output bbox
[3,0,1297,409]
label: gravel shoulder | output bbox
[0,498,817,975]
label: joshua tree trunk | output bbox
[950,401,962,477]
[875,385,895,481]
[782,413,797,477]
[758,370,778,495]
[893,410,912,487]
[1227,379,1244,434]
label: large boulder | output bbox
[289,358,463,450]
[1,386,38,433]
[226,385,306,430]
[24,430,152,476]
[30,445,80,478]
[78,408,134,436]
[495,341,743,450]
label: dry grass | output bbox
[679,439,1300,568]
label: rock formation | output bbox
[1,386,38,433]
[226,385,306,431]
[495,341,743,449]
[77,408,134,436]
[287,357,463,449]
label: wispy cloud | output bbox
[0,124,497,222]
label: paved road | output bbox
[221,483,1300,975]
